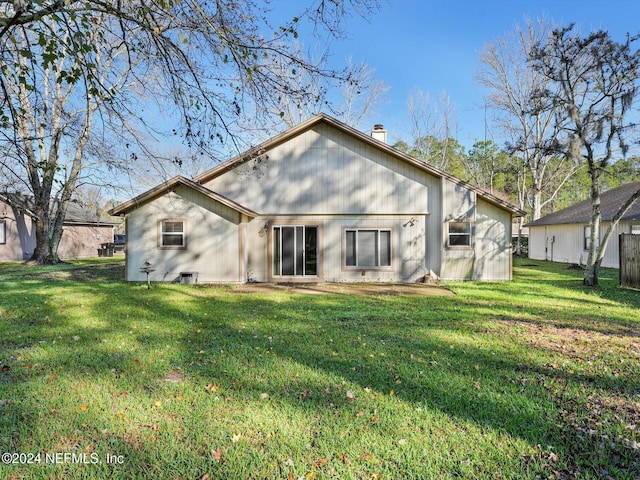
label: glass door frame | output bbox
[269,222,322,281]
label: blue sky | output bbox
[274,0,640,150]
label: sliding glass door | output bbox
[273,226,318,277]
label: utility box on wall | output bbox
[179,272,198,284]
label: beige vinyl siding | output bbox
[247,215,426,283]
[439,187,512,281]
[439,178,476,280]
[204,124,436,216]
[474,199,512,280]
[125,185,243,282]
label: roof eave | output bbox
[108,176,258,219]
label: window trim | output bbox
[0,220,5,245]
[342,227,393,270]
[631,224,640,235]
[446,220,473,249]
[158,218,187,250]
[584,225,600,251]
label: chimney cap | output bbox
[373,124,385,130]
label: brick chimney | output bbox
[371,124,387,144]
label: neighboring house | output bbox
[0,194,119,261]
[110,114,524,284]
[527,182,640,268]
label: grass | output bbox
[0,258,638,479]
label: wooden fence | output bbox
[619,234,640,289]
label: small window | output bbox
[631,225,640,234]
[160,220,185,248]
[0,220,5,244]
[584,225,601,250]
[345,229,391,268]
[448,221,472,247]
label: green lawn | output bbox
[0,258,638,479]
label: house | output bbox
[0,194,119,261]
[527,182,640,268]
[110,114,524,283]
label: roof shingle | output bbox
[527,182,640,226]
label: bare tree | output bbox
[0,0,380,264]
[478,18,579,225]
[339,57,389,128]
[531,25,640,286]
[403,89,460,171]
[0,14,131,263]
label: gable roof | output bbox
[108,176,258,218]
[527,182,640,227]
[193,114,526,217]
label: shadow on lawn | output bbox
[0,264,638,478]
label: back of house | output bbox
[111,114,523,284]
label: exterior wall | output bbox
[474,198,512,280]
[58,225,113,259]
[438,182,512,281]
[529,221,637,269]
[198,124,516,282]
[1,200,112,260]
[439,178,476,280]
[204,123,438,216]
[0,201,35,261]
[246,214,426,283]
[125,186,243,282]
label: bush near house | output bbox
[0,258,638,479]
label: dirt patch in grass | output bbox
[231,282,454,296]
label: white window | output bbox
[160,220,185,248]
[345,229,391,268]
[447,221,472,247]
[631,225,640,234]
[0,220,5,244]
[584,225,600,250]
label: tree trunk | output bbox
[583,258,600,287]
[583,181,601,287]
[532,188,543,221]
[28,215,60,264]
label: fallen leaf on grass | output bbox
[47,373,57,383]
[398,438,407,445]
[312,458,328,468]
[231,433,241,443]
[346,391,355,399]
[205,382,220,393]
[338,453,348,464]
[212,449,222,462]
[80,405,88,411]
